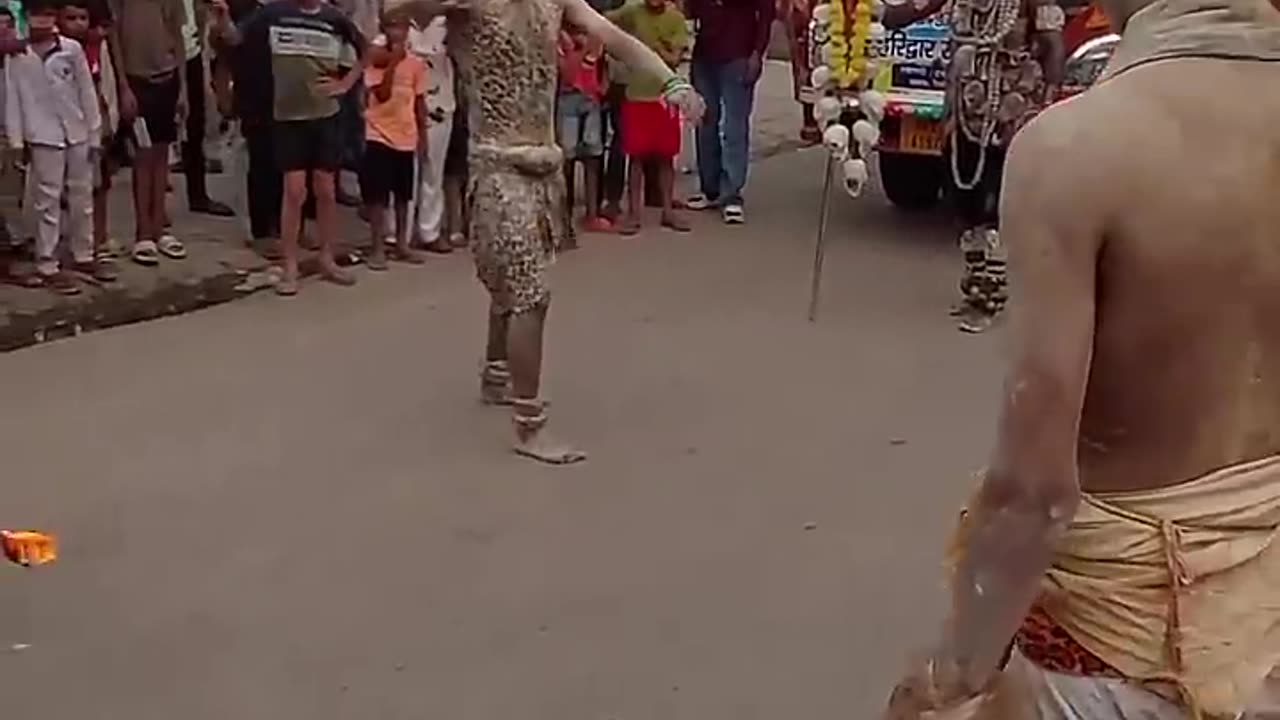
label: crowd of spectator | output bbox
[0,0,775,297]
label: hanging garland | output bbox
[808,0,887,197]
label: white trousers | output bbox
[412,110,453,242]
[30,142,93,276]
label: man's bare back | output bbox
[1033,59,1280,493]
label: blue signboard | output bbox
[876,15,951,91]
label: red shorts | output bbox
[621,100,681,159]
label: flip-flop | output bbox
[157,234,186,260]
[23,271,82,295]
[661,214,692,233]
[131,240,160,266]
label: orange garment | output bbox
[364,54,428,152]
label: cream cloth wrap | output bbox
[935,456,1280,720]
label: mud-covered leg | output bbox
[508,300,586,465]
[952,226,989,317]
[958,227,1003,334]
[481,304,512,404]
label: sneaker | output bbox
[684,194,717,211]
[722,204,745,224]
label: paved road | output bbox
[0,149,1002,719]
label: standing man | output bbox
[178,0,235,216]
[212,0,366,295]
[109,0,191,266]
[410,17,456,252]
[683,0,774,225]
[880,0,1280,717]
[386,0,704,464]
[884,0,1064,333]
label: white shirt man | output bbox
[5,34,101,280]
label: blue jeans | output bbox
[692,57,757,207]
[556,91,605,159]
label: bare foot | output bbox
[955,306,995,333]
[619,215,640,236]
[320,260,357,286]
[367,251,389,271]
[421,240,452,255]
[393,246,429,264]
[514,428,587,465]
[275,271,299,296]
[661,211,691,233]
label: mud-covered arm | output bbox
[882,0,947,29]
[561,0,680,90]
[882,117,1101,719]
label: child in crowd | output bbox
[609,0,690,235]
[361,11,427,270]
[556,21,610,233]
[6,0,100,294]
[58,0,119,281]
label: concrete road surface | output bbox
[0,149,1003,720]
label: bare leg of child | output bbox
[367,201,388,271]
[620,158,644,235]
[392,199,425,264]
[659,159,689,232]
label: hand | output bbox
[119,85,138,123]
[20,143,30,168]
[175,93,189,126]
[882,656,991,720]
[745,52,763,85]
[666,86,705,125]
[314,76,354,97]
[210,0,229,19]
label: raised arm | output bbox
[882,111,1105,718]
[559,0,705,122]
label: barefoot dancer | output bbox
[880,0,1280,717]
[386,0,704,464]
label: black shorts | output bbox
[274,115,343,173]
[359,141,415,206]
[128,70,180,145]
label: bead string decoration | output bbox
[948,0,1021,190]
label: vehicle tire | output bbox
[879,152,944,212]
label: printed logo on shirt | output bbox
[269,24,343,60]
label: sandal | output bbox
[131,240,160,266]
[25,270,82,295]
[157,234,186,260]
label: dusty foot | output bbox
[392,246,429,264]
[514,429,587,465]
[619,215,641,236]
[320,261,357,287]
[661,211,691,233]
[275,271,299,296]
[366,251,389,271]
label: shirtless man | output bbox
[383,0,704,464]
[880,0,1280,716]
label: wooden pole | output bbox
[808,153,836,322]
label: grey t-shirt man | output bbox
[238,0,363,121]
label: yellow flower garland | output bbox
[827,0,875,89]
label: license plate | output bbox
[899,116,945,155]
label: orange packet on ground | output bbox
[1,531,58,567]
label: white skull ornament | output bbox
[816,96,843,126]
[812,3,832,23]
[810,65,833,90]
[823,124,851,160]
[858,90,887,124]
[851,119,881,152]
[842,158,870,197]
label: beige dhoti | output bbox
[945,455,1280,720]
